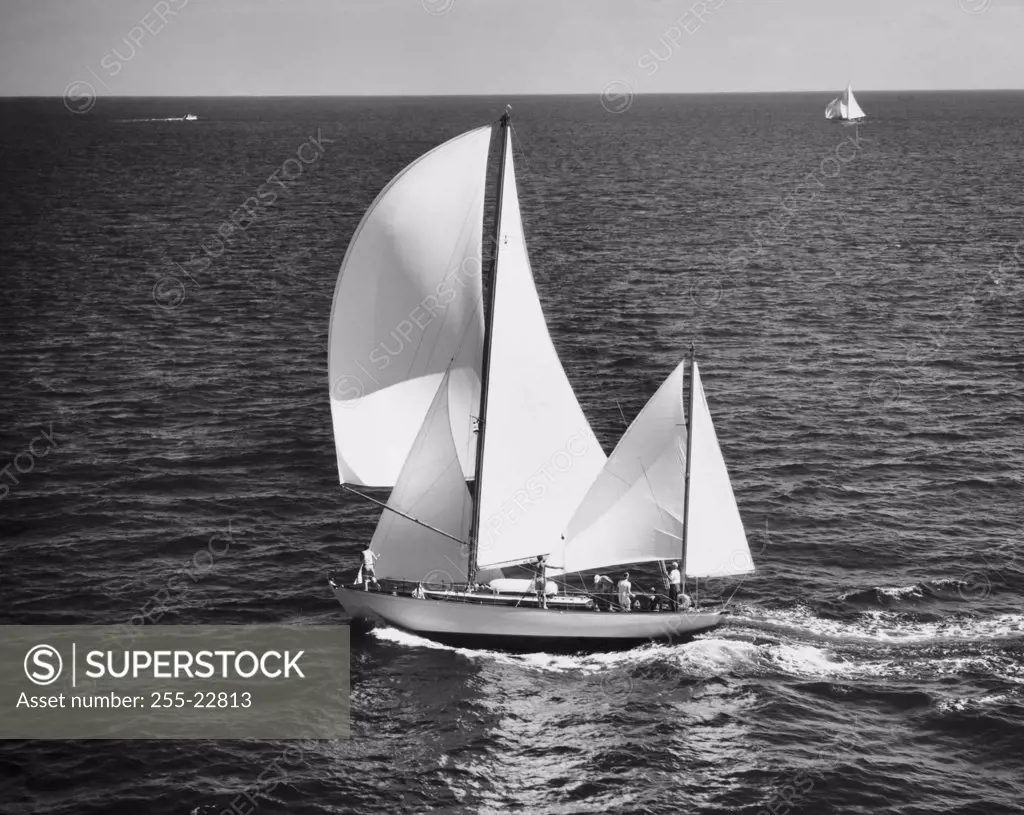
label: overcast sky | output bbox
[1,0,1022,96]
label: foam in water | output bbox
[370,626,846,681]
[368,608,1024,685]
[730,606,1024,645]
[936,691,1018,714]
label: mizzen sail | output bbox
[683,362,754,578]
[474,129,607,569]
[554,361,688,573]
[328,126,491,487]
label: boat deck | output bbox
[329,574,691,614]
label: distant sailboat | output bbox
[326,110,755,652]
[825,83,866,122]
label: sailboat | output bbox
[824,83,866,122]
[326,110,755,652]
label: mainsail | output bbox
[328,126,490,487]
[683,362,755,578]
[369,369,472,583]
[474,128,607,569]
[554,361,688,573]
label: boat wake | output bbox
[367,607,1024,687]
[115,116,199,122]
[727,604,1024,646]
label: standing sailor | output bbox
[534,555,548,609]
[617,573,634,612]
[361,545,380,590]
[668,561,682,611]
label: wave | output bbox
[835,577,1004,608]
[838,584,925,604]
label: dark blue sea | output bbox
[1,92,1023,814]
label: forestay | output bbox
[475,129,607,569]
[328,126,490,487]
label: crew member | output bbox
[361,545,380,590]
[534,555,548,609]
[668,562,682,611]
[617,573,634,612]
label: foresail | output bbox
[846,86,866,119]
[684,362,755,578]
[824,96,843,119]
[328,126,491,487]
[553,360,688,573]
[475,129,607,569]
[369,370,471,583]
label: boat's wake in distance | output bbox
[115,116,199,122]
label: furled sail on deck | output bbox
[369,370,471,583]
[553,361,689,574]
[328,126,491,487]
[683,362,754,578]
[474,130,607,569]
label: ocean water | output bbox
[1,92,1022,814]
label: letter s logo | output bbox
[24,644,63,685]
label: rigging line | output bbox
[401,458,471,534]
[723,581,743,609]
[341,484,468,546]
[509,122,532,179]
[574,569,592,599]
[615,399,629,429]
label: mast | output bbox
[681,343,696,595]
[467,108,511,584]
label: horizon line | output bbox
[3,88,1024,101]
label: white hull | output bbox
[331,582,723,652]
